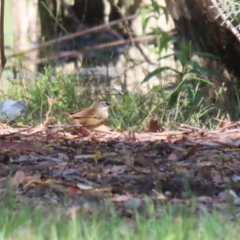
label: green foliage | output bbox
[3,43,229,130]
[3,0,235,129]
[141,1,170,54]
[2,66,216,130]
[140,38,232,127]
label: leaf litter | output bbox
[1,121,240,219]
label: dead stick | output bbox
[7,14,138,59]
[21,35,159,65]
[0,0,6,78]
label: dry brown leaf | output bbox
[148,119,162,132]
[182,144,200,160]
[68,186,81,195]
[219,120,228,129]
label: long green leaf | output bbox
[141,67,180,83]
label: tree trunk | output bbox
[165,0,240,113]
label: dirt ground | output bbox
[1,122,240,217]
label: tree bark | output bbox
[165,0,240,112]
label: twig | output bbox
[7,14,138,59]
[21,35,159,65]
[0,0,6,78]
[43,97,57,127]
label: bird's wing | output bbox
[70,108,102,120]
[69,108,105,128]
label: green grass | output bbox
[0,64,226,130]
[2,1,236,130]
[0,198,240,240]
[2,33,234,130]
[2,1,233,131]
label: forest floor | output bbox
[1,121,240,220]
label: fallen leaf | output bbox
[112,194,130,202]
[11,171,26,186]
[182,144,199,160]
[76,183,93,190]
[168,152,178,161]
[68,186,81,195]
[219,120,228,129]
[148,119,162,132]
[212,175,223,185]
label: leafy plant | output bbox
[141,39,231,125]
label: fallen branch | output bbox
[7,14,138,59]
[21,34,159,65]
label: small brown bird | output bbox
[68,100,111,129]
